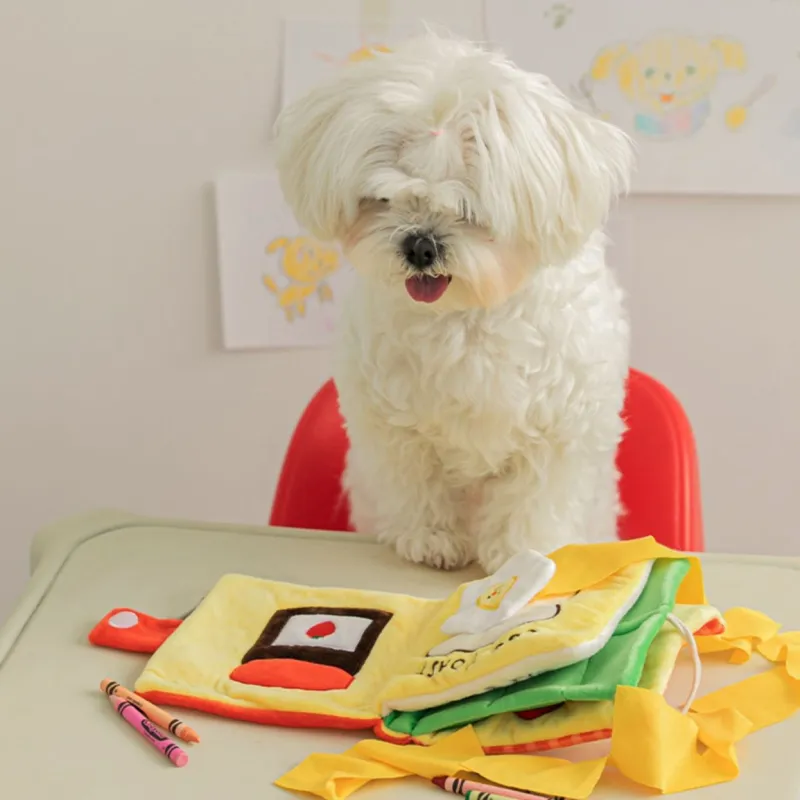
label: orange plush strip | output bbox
[484,728,614,755]
[230,658,354,691]
[140,691,380,731]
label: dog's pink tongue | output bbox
[405,275,449,303]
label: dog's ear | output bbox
[496,74,634,266]
[274,71,376,242]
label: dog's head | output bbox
[591,34,746,115]
[275,33,633,310]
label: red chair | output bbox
[617,369,703,551]
[269,368,704,551]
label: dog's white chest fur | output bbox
[343,295,535,477]
[335,238,630,571]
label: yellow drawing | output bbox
[725,74,778,130]
[263,236,340,322]
[589,33,759,138]
[316,40,392,67]
[344,43,392,63]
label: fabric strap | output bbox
[666,611,702,713]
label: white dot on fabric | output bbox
[109,610,139,629]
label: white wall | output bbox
[1,0,798,622]
[615,194,800,556]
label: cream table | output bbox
[1,511,798,799]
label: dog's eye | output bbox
[358,197,389,210]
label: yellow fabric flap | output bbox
[542,536,705,604]
[758,631,800,679]
[696,606,781,663]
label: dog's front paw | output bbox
[391,528,474,571]
[477,528,589,574]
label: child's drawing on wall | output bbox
[281,19,432,108]
[216,172,354,350]
[588,33,774,139]
[262,236,341,322]
[485,0,800,195]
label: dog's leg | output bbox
[344,427,475,570]
[474,449,618,574]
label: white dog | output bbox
[275,33,634,574]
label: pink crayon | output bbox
[433,776,560,800]
[109,694,189,767]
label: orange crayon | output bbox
[101,679,200,744]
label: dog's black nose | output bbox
[402,234,439,269]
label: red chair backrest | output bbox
[269,379,352,534]
[617,369,704,550]
[270,369,704,551]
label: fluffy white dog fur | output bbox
[275,33,634,574]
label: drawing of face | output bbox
[591,34,746,116]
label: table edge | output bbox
[3,510,799,671]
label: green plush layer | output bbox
[384,558,689,737]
